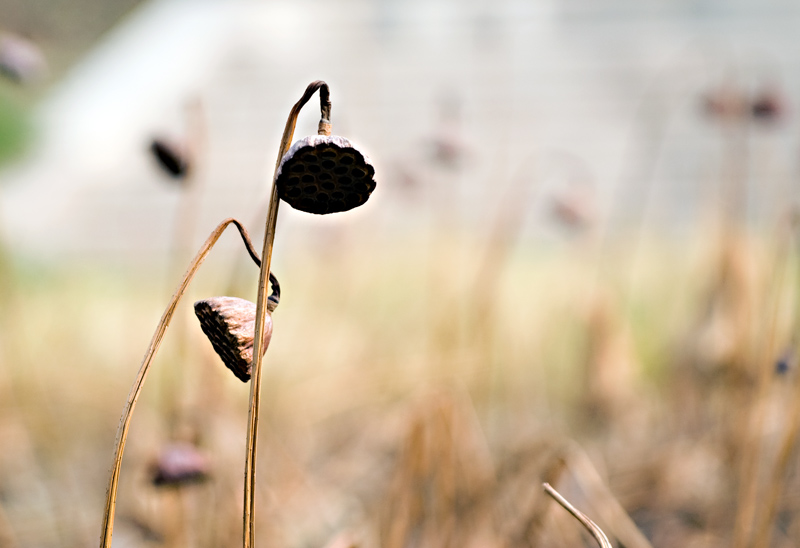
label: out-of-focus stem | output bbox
[732,212,796,548]
[751,215,800,548]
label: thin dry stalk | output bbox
[0,500,18,548]
[732,213,797,548]
[751,220,800,548]
[242,80,330,548]
[99,218,262,548]
[468,170,536,402]
[543,482,612,548]
[753,376,800,548]
[565,446,654,548]
[168,98,207,266]
[581,292,639,426]
[500,445,566,548]
[379,393,493,548]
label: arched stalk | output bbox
[242,80,330,548]
[99,218,261,548]
[543,482,612,548]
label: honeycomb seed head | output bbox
[194,297,273,382]
[275,134,376,215]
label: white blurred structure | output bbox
[2,0,800,257]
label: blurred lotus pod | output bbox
[275,134,376,215]
[150,443,209,487]
[150,138,190,179]
[751,87,786,123]
[702,83,788,124]
[194,297,273,382]
[0,33,46,84]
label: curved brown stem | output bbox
[99,218,261,548]
[543,482,612,548]
[242,80,330,548]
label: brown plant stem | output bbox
[0,500,18,548]
[242,80,330,548]
[753,378,800,548]
[732,213,796,548]
[543,482,612,548]
[99,218,261,548]
[163,98,207,433]
[751,216,800,548]
[564,445,653,548]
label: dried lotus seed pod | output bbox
[275,134,376,215]
[194,297,272,382]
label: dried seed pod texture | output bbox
[275,135,376,215]
[194,297,272,382]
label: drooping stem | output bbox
[563,444,653,548]
[99,218,261,548]
[242,80,330,548]
[543,482,612,548]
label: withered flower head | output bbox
[275,135,376,215]
[150,443,209,487]
[150,138,190,179]
[194,297,273,382]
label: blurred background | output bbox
[2,1,800,547]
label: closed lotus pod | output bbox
[194,297,272,382]
[275,135,376,215]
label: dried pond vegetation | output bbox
[1,79,800,548]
